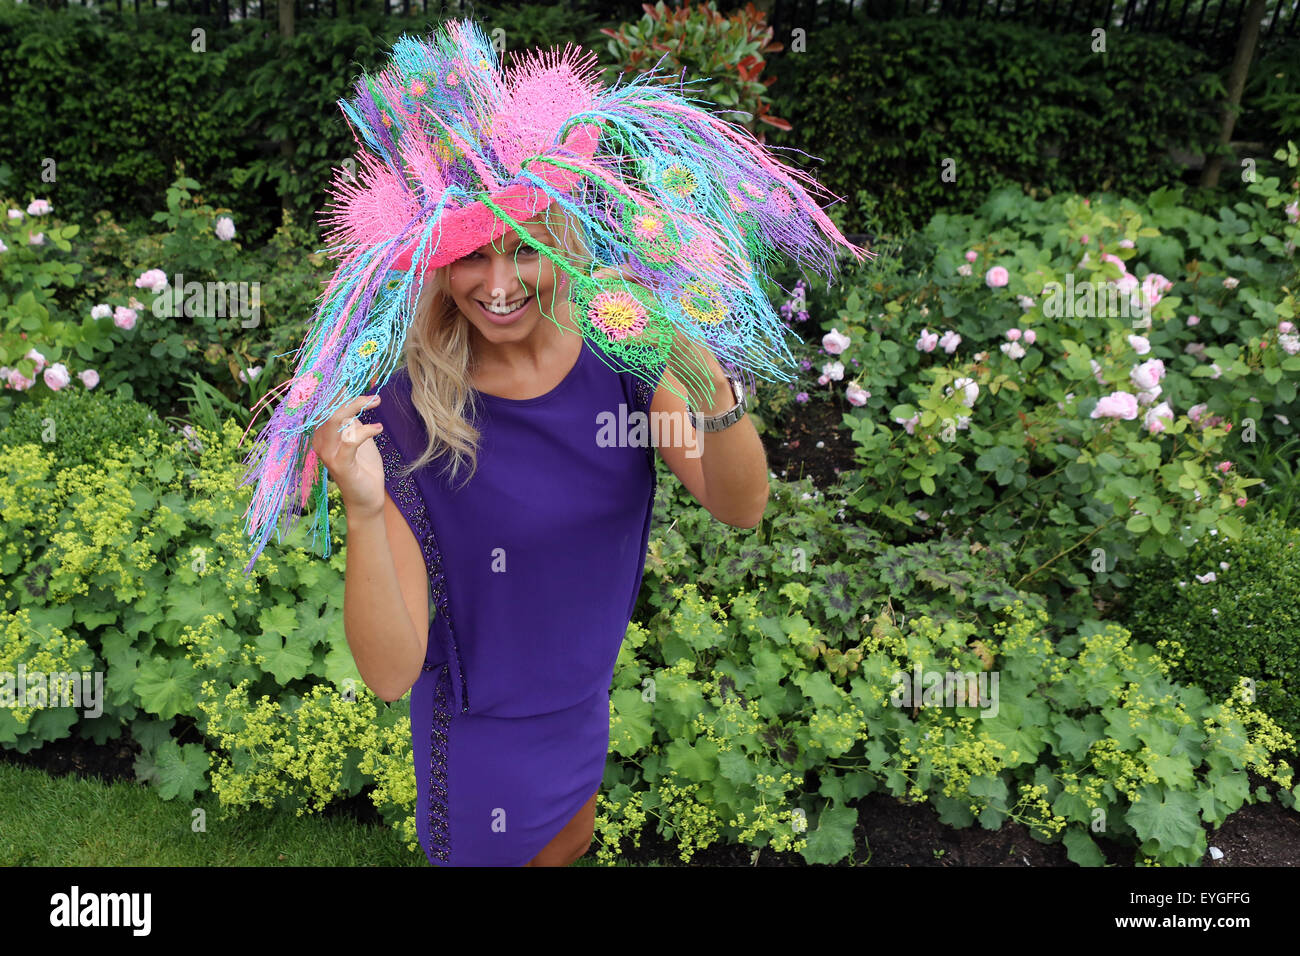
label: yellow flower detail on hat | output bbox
[662,164,697,197]
[588,289,648,342]
[727,189,746,213]
[680,282,727,324]
[633,215,665,243]
[356,338,380,358]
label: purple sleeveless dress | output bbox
[357,333,661,866]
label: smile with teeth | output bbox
[478,296,531,315]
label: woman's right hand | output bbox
[312,393,386,518]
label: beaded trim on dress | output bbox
[357,403,468,863]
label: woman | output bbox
[238,20,865,867]
[313,204,769,867]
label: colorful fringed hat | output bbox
[238,18,870,573]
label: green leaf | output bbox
[609,688,654,756]
[1126,785,1202,851]
[1063,829,1106,866]
[257,603,298,640]
[163,577,234,629]
[800,803,858,865]
[135,656,198,720]
[794,670,845,709]
[664,736,718,782]
[254,630,314,685]
[154,739,210,801]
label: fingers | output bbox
[328,392,381,429]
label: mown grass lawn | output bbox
[0,763,651,867]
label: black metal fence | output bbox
[24,0,1300,54]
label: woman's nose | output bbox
[486,255,526,298]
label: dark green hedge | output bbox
[3,1,1297,243]
[1122,511,1300,747]
[0,1,606,244]
[765,14,1297,235]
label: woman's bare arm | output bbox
[343,495,430,702]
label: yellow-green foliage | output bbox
[196,678,419,851]
[599,591,1298,867]
[0,607,92,727]
[2,409,422,847]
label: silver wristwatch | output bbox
[686,375,747,432]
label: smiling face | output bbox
[444,211,575,346]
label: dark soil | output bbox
[761,395,860,490]
[5,731,1297,866]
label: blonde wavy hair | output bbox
[395,206,596,488]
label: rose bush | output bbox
[799,141,1300,628]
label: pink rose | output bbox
[28,232,45,246]
[1278,321,1294,334]
[43,363,71,391]
[1236,497,1248,507]
[135,269,169,292]
[78,369,100,389]
[1118,238,1135,249]
[1144,401,1174,435]
[938,330,961,354]
[1130,358,1165,390]
[26,198,52,216]
[1127,334,1151,355]
[1006,328,1022,342]
[1218,461,1232,473]
[114,307,138,330]
[6,370,34,391]
[894,413,920,436]
[215,216,236,241]
[817,374,829,386]
[845,382,870,406]
[1091,391,1139,420]
[25,348,47,373]
[822,328,851,355]
[985,266,1010,288]
[91,304,112,320]
[916,330,938,353]
[1023,329,1037,345]
[1188,403,1208,423]
[957,263,972,277]
[965,250,978,262]
[1101,253,1126,274]
[1187,314,1200,326]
